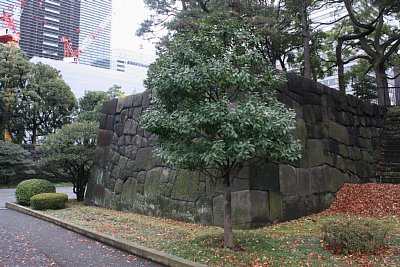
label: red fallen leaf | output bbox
[325,183,400,217]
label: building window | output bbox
[43,32,58,39]
[45,0,60,6]
[43,41,58,48]
[44,16,60,23]
[44,24,59,30]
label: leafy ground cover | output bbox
[45,183,400,266]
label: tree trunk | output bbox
[31,125,37,144]
[76,187,85,202]
[223,170,234,248]
[375,63,390,106]
[301,0,311,79]
[336,38,346,93]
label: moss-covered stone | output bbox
[306,139,325,167]
[144,167,163,196]
[328,120,349,144]
[171,169,201,201]
[195,197,213,224]
[269,191,283,221]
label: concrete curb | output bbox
[6,202,208,267]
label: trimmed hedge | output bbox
[322,217,389,255]
[30,193,68,210]
[15,179,56,205]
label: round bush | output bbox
[30,193,68,210]
[15,179,56,205]
[322,217,389,255]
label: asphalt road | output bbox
[0,189,164,266]
[0,209,164,267]
[0,187,75,208]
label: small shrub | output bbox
[30,193,68,210]
[15,179,56,205]
[0,141,36,184]
[322,217,389,254]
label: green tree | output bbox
[142,14,301,248]
[39,122,98,201]
[107,84,124,99]
[323,0,400,103]
[0,45,31,141]
[77,90,109,122]
[18,63,77,144]
[0,141,35,184]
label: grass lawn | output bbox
[45,204,400,266]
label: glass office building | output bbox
[0,0,111,69]
[78,0,111,69]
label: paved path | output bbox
[0,187,75,208]
[0,209,164,267]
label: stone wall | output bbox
[85,74,387,228]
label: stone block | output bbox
[116,98,125,113]
[206,177,224,197]
[306,139,325,167]
[303,106,315,123]
[102,98,117,115]
[212,195,224,226]
[142,90,151,109]
[249,163,280,191]
[213,190,269,228]
[121,177,139,204]
[123,95,134,109]
[123,119,138,135]
[328,120,349,144]
[283,195,304,221]
[105,115,115,131]
[133,93,143,107]
[338,144,348,158]
[297,168,311,196]
[310,166,329,194]
[269,191,283,221]
[196,197,213,224]
[171,169,201,201]
[97,130,113,147]
[133,147,160,171]
[144,167,163,196]
[279,164,297,195]
[114,178,124,194]
[293,119,307,144]
[115,123,124,137]
[329,168,344,192]
[99,114,107,129]
[232,178,250,191]
[120,109,129,123]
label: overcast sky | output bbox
[112,0,156,55]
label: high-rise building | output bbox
[1,0,111,69]
[78,0,111,69]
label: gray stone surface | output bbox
[86,74,387,228]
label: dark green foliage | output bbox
[15,179,56,205]
[142,13,301,247]
[0,141,35,184]
[39,121,98,202]
[322,218,389,254]
[0,45,31,140]
[77,90,109,122]
[19,63,77,144]
[30,192,68,210]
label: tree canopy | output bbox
[140,0,400,105]
[19,63,77,144]
[39,121,98,201]
[142,13,301,248]
[0,46,77,143]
